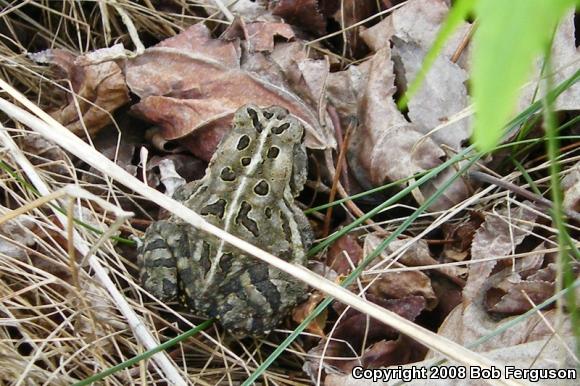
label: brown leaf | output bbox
[366,234,433,267]
[487,281,555,315]
[328,0,377,58]
[343,0,475,211]
[157,23,240,68]
[126,24,331,160]
[329,46,444,187]
[360,337,414,368]
[562,162,580,213]
[430,275,463,322]
[485,255,580,315]
[463,203,538,302]
[386,1,473,208]
[223,0,270,20]
[247,21,296,52]
[442,214,484,261]
[369,324,577,386]
[327,38,469,210]
[412,164,471,212]
[327,233,364,275]
[303,295,425,376]
[526,263,558,282]
[292,292,328,336]
[333,294,426,351]
[0,217,36,261]
[321,337,412,376]
[18,134,71,177]
[436,303,576,361]
[89,125,140,180]
[32,48,129,138]
[366,271,438,311]
[363,234,438,310]
[222,18,296,53]
[271,0,326,35]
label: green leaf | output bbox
[471,0,576,152]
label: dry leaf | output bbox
[347,0,475,211]
[327,233,364,275]
[329,46,443,187]
[327,0,378,58]
[463,203,538,302]
[435,304,576,369]
[326,331,577,385]
[246,21,295,52]
[430,275,463,322]
[363,234,438,310]
[222,18,296,52]
[271,0,326,35]
[327,33,469,210]
[357,337,415,369]
[155,158,186,197]
[228,0,270,19]
[18,134,71,177]
[31,47,129,138]
[485,248,579,315]
[126,24,331,161]
[333,295,426,353]
[303,295,425,377]
[442,214,484,261]
[487,281,554,315]
[292,292,328,336]
[89,125,140,181]
[519,11,579,111]
[76,277,126,335]
[562,162,580,213]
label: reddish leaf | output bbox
[126,24,331,161]
[333,294,426,351]
[271,0,326,35]
[32,48,129,138]
[303,295,425,375]
[292,292,328,336]
[327,234,364,275]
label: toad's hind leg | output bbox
[139,220,186,302]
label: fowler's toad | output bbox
[139,105,313,337]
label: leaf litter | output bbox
[0,0,578,384]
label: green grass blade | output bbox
[471,0,576,152]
